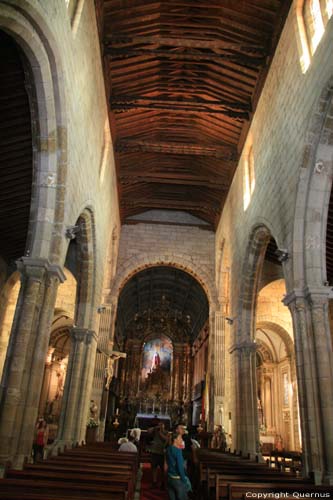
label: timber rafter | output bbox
[98,0,293,227]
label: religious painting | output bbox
[140,337,172,396]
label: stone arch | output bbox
[232,224,288,456]
[293,76,333,288]
[0,2,68,263]
[72,207,96,329]
[111,253,218,311]
[256,321,295,358]
[237,224,273,343]
[0,272,21,379]
[255,321,301,451]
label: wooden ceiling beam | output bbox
[105,35,266,54]
[120,174,228,189]
[112,101,249,119]
[106,46,266,65]
[111,94,251,111]
[116,139,237,159]
[121,199,220,214]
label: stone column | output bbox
[230,340,258,457]
[210,312,225,429]
[283,290,324,481]
[307,288,333,483]
[289,353,301,451]
[283,288,333,483]
[0,257,64,468]
[55,327,97,448]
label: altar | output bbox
[134,413,171,430]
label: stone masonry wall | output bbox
[216,6,333,319]
[115,220,216,303]
[1,0,121,330]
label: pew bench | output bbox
[0,478,128,499]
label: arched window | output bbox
[65,0,85,34]
[243,145,255,211]
[296,0,331,72]
[303,0,325,54]
[99,117,111,184]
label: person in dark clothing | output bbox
[147,420,168,488]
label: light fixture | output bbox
[274,248,289,263]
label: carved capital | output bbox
[229,339,257,356]
[282,288,305,307]
[16,257,66,283]
[70,327,97,344]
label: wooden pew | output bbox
[5,469,134,497]
[0,478,128,499]
[225,481,333,500]
[1,444,138,500]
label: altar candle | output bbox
[199,413,202,420]
[116,408,119,415]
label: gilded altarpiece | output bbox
[119,301,192,417]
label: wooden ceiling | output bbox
[98,0,292,228]
[0,30,32,265]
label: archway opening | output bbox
[105,265,209,437]
[0,29,34,385]
[37,268,77,442]
[255,245,301,454]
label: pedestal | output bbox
[86,426,99,444]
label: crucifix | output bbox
[105,350,127,390]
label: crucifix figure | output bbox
[105,350,127,390]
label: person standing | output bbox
[33,418,49,463]
[147,420,168,489]
[166,432,190,500]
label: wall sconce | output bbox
[225,317,236,325]
[275,248,289,263]
[65,225,80,240]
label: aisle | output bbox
[139,463,168,500]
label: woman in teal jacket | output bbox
[166,432,190,500]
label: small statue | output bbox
[89,400,98,420]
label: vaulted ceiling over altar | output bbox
[109,266,209,427]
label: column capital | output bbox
[283,286,332,307]
[70,327,97,343]
[229,339,257,355]
[282,288,305,306]
[16,257,66,283]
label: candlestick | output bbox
[116,408,119,415]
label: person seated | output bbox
[130,427,141,447]
[119,434,138,453]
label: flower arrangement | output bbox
[87,417,99,428]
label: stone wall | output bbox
[215,6,333,310]
[113,216,216,305]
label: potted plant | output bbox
[86,417,99,443]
